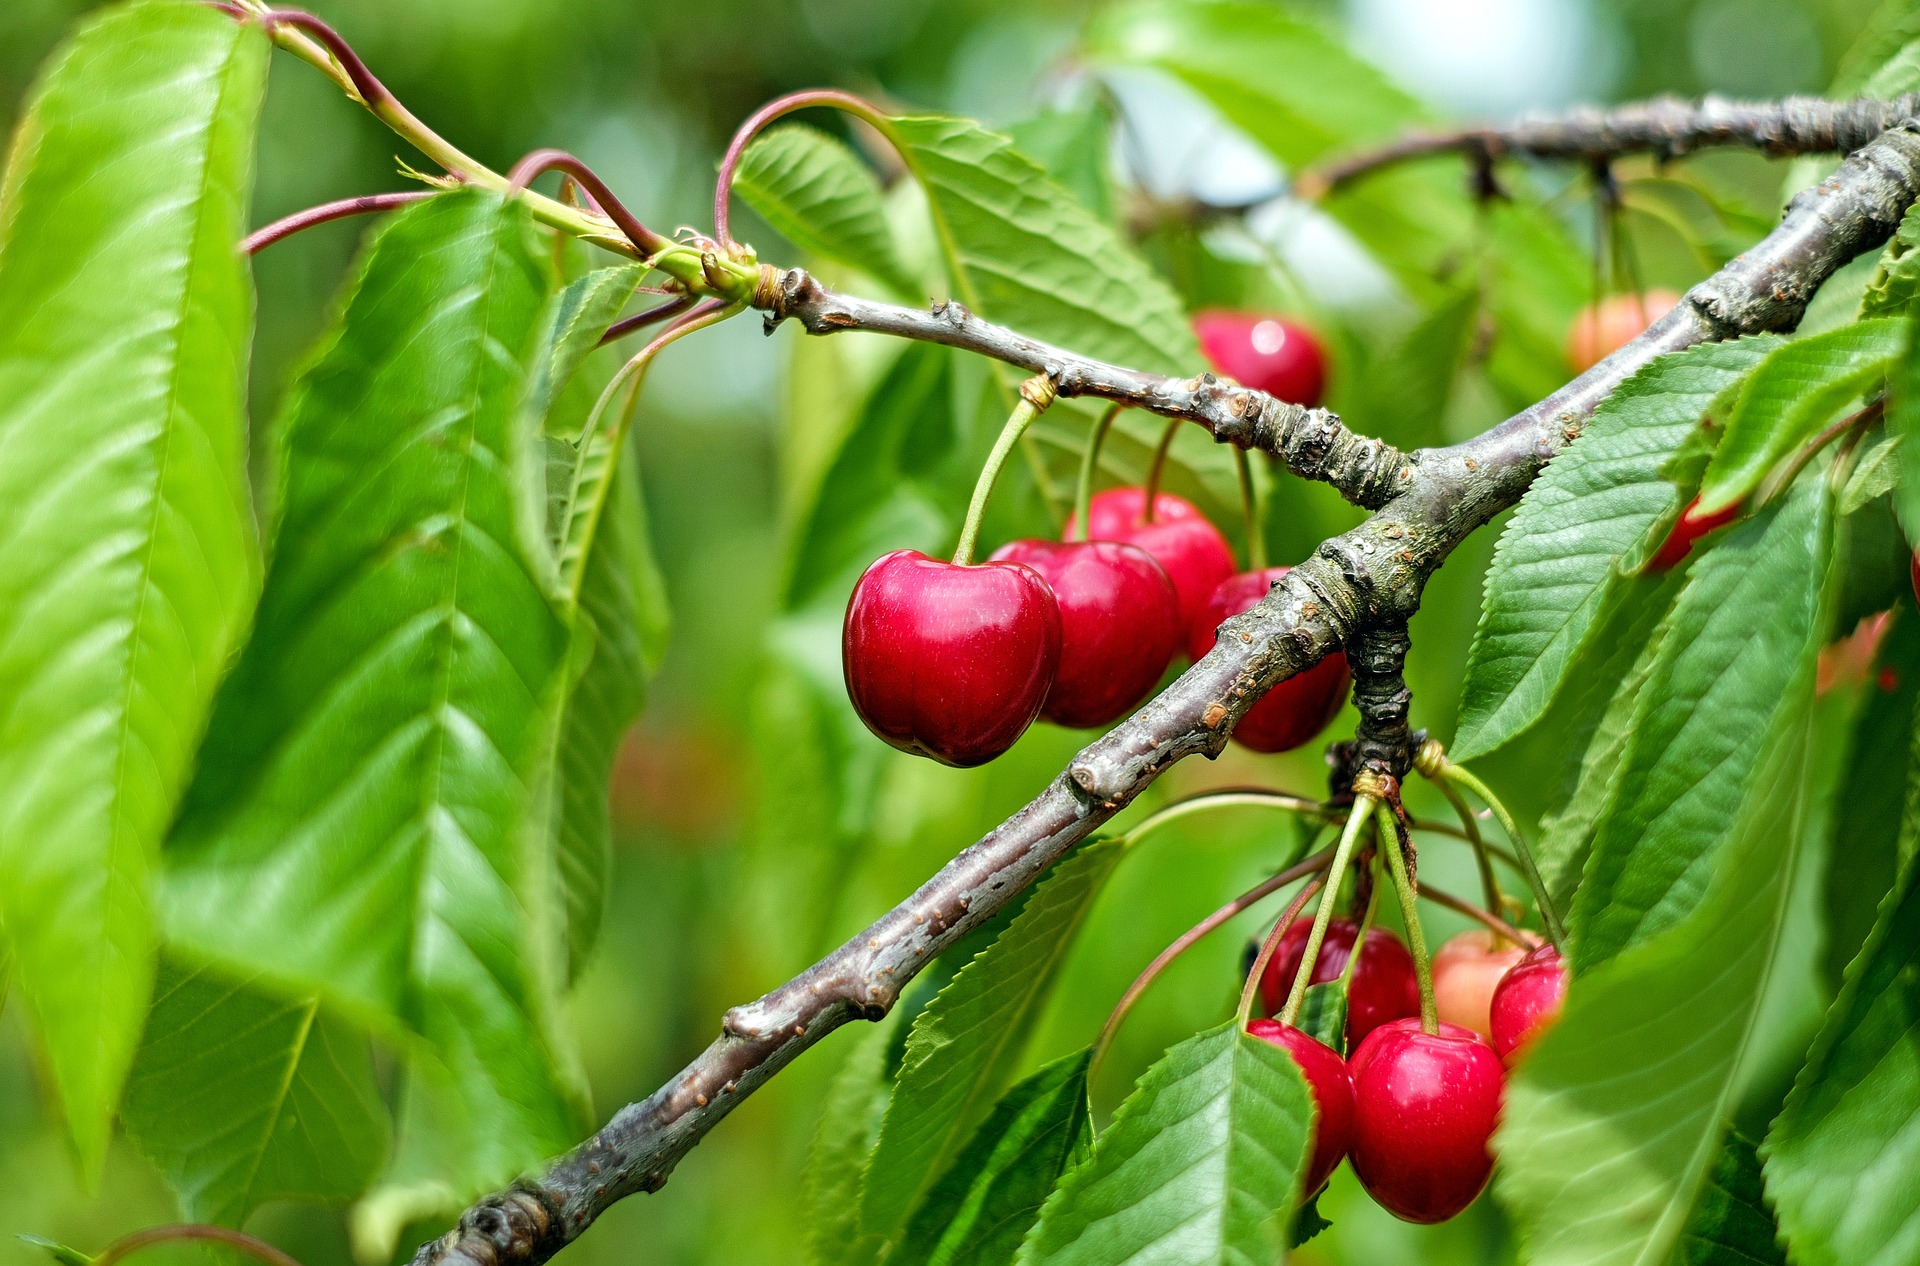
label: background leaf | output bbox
[734,123,915,295]
[804,1022,896,1266]
[1678,1131,1786,1266]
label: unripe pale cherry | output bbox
[1189,568,1352,752]
[1348,1018,1506,1224]
[1246,1018,1354,1195]
[1192,309,1329,407]
[1064,487,1236,632]
[1431,930,1530,1039]
[842,550,1060,767]
[1259,917,1421,1045]
[1490,943,1569,1065]
[1648,495,1741,571]
[1566,288,1682,372]
[987,538,1181,728]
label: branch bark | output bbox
[409,118,1920,1266]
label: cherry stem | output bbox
[1275,794,1376,1028]
[1757,396,1884,507]
[953,376,1056,565]
[714,89,899,249]
[242,191,436,254]
[1431,770,1505,930]
[90,1225,303,1266]
[1141,417,1181,524]
[576,299,737,447]
[1234,446,1267,570]
[506,149,669,255]
[599,295,696,346]
[1376,799,1437,1034]
[1238,877,1328,1030]
[1437,760,1566,946]
[1075,404,1123,543]
[1421,882,1542,948]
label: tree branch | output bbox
[410,119,1920,1266]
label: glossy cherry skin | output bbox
[1247,1018,1354,1195]
[1431,930,1530,1039]
[1909,550,1919,607]
[1064,487,1236,632]
[1490,943,1569,1065]
[1566,288,1681,372]
[1193,309,1328,407]
[1189,568,1352,752]
[1259,917,1421,1045]
[988,539,1181,728]
[1648,496,1741,571]
[842,550,1061,767]
[1349,1018,1506,1224]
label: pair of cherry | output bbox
[1249,918,1567,1222]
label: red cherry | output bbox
[1566,289,1681,373]
[1349,1018,1506,1224]
[1648,496,1740,571]
[842,550,1060,767]
[1064,487,1236,632]
[1189,568,1352,752]
[1193,310,1328,407]
[1430,930,1530,1039]
[1489,943,1568,1065]
[1246,1018,1354,1195]
[1259,918,1421,1045]
[988,539,1181,728]
[1910,550,1919,607]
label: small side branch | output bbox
[1346,623,1416,779]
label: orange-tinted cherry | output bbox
[1648,495,1740,571]
[842,549,1060,767]
[1349,1018,1506,1224]
[1566,288,1681,372]
[1193,310,1328,407]
[1065,486,1236,632]
[1431,930,1530,1039]
[1489,942,1568,1065]
[1247,1018,1354,1195]
[1259,917,1420,1045]
[1189,567,1352,751]
[988,538,1180,728]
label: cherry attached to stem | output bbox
[1188,568,1352,752]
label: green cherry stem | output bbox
[1431,768,1505,929]
[1273,794,1377,1028]
[1437,758,1566,946]
[953,375,1056,565]
[1119,787,1334,847]
[1141,417,1182,524]
[1234,445,1268,570]
[1075,403,1124,542]
[1376,799,1437,1034]
[1236,877,1329,1030]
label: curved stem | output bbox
[1431,769,1504,926]
[1274,795,1376,1027]
[92,1226,303,1266]
[1421,882,1541,947]
[598,295,696,346]
[1141,417,1182,524]
[1075,404,1124,542]
[953,376,1055,565]
[1236,879,1326,1030]
[714,89,900,247]
[1376,800,1436,1033]
[505,149,669,255]
[1234,446,1267,570]
[242,191,436,254]
[1441,762,1566,946]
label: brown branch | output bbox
[409,119,1920,1266]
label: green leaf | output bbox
[1289,1193,1332,1248]
[1841,432,1903,514]
[894,1051,1093,1266]
[0,0,268,1173]
[161,190,586,1193]
[1890,310,1920,538]
[1678,1130,1786,1266]
[733,123,915,295]
[1859,202,1920,320]
[861,840,1123,1238]
[1016,1023,1313,1266]
[1005,106,1115,226]
[1762,847,1920,1266]
[1699,320,1903,514]
[18,1237,91,1266]
[1495,482,1830,1266]
[1455,338,1782,760]
[1572,478,1835,969]
[804,1022,895,1266]
[1295,980,1349,1055]
[122,961,388,1224]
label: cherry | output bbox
[1259,917,1420,1045]
[1193,310,1328,407]
[1910,550,1919,608]
[1247,1018,1354,1195]
[1348,1018,1505,1224]
[842,549,1060,767]
[1489,943,1569,1065]
[1188,568,1352,752]
[1647,495,1740,571]
[1431,930,1530,1039]
[1064,486,1236,632]
[1566,288,1681,373]
[988,538,1181,728]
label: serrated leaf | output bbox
[1678,1130,1786,1266]
[1762,847,1920,1266]
[861,840,1123,1239]
[1842,432,1902,513]
[894,1050,1092,1266]
[733,123,915,295]
[160,191,586,1193]
[1456,338,1782,759]
[1294,980,1348,1055]
[1289,1192,1332,1248]
[1571,478,1834,969]
[1860,202,1920,320]
[0,0,268,1173]
[1890,309,1920,538]
[1005,105,1115,225]
[1016,1023,1313,1266]
[122,961,388,1224]
[1698,320,1902,514]
[805,1022,896,1266]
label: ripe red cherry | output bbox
[1349,1018,1506,1224]
[1909,551,1919,607]
[1193,310,1328,407]
[1064,487,1236,632]
[1259,917,1421,1045]
[1246,1018,1354,1195]
[1566,288,1681,372]
[842,550,1060,767]
[1648,496,1740,571]
[1189,568,1352,752]
[988,539,1181,728]
[1489,943,1569,1065]
[1431,930,1530,1039]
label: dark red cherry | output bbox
[1259,917,1421,1045]
[1489,943,1569,1065]
[1910,551,1919,608]
[1349,1018,1505,1224]
[1064,487,1236,632]
[842,549,1060,767]
[1189,568,1352,752]
[1246,1018,1354,1195]
[988,538,1180,728]
[1193,310,1328,407]
[1648,496,1740,571]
